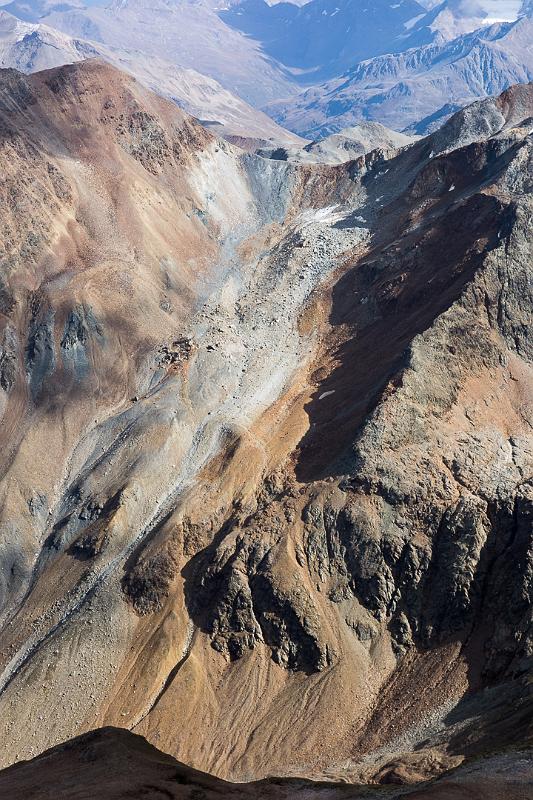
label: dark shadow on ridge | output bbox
[294,191,511,483]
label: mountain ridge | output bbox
[0,727,531,799]
[0,10,302,144]
[269,10,533,136]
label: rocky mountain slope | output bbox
[0,59,532,790]
[269,10,533,136]
[257,122,416,164]
[0,10,301,144]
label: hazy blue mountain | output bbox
[220,0,427,81]
[269,10,533,135]
[0,0,105,22]
[221,0,530,83]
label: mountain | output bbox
[0,8,100,70]
[37,0,298,106]
[269,12,533,136]
[0,59,532,787]
[0,10,302,144]
[220,0,428,81]
[403,0,526,42]
[257,121,417,163]
[219,0,527,83]
[106,51,303,145]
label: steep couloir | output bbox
[0,60,531,788]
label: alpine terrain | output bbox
[1,0,533,137]
[0,8,302,145]
[0,55,531,796]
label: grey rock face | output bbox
[0,329,17,393]
[61,304,104,379]
[25,297,55,400]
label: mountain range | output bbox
[269,10,533,136]
[220,0,427,81]
[0,57,531,791]
[0,9,302,144]
[0,0,532,138]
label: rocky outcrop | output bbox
[188,481,332,673]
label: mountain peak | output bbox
[429,79,533,150]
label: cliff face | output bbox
[0,60,531,786]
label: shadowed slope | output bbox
[0,727,530,800]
